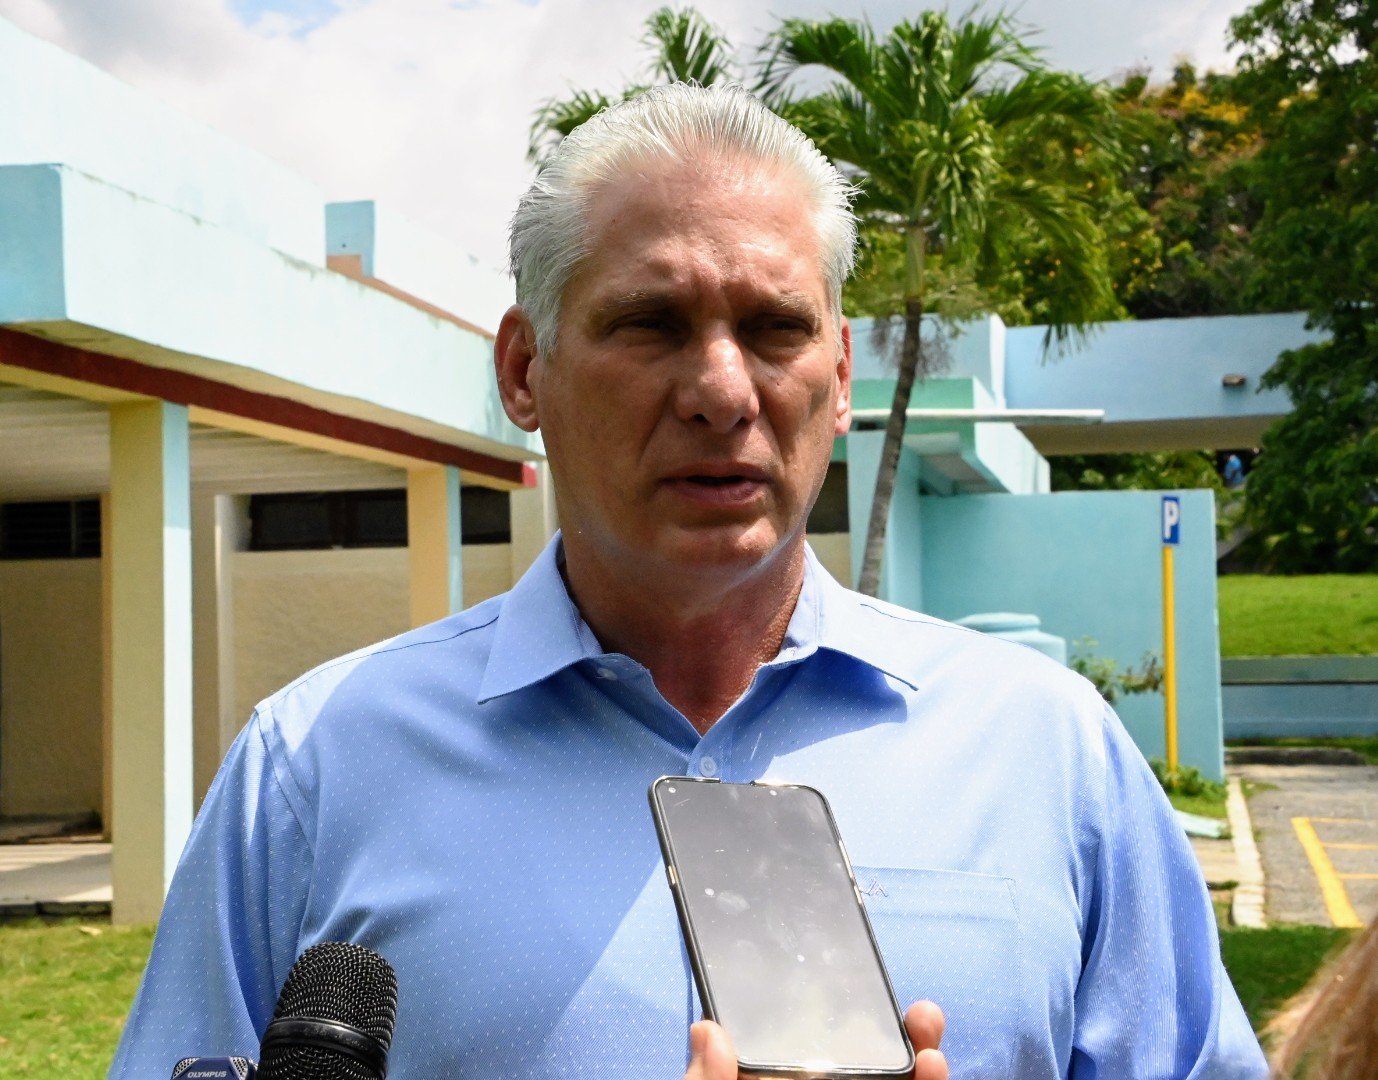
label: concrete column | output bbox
[99,492,113,840]
[109,401,193,924]
[846,430,885,594]
[191,493,251,806]
[217,497,250,761]
[407,465,463,626]
[509,461,557,582]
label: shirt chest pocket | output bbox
[855,866,1026,1078]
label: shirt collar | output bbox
[803,547,922,690]
[477,534,603,703]
[477,533,919,703]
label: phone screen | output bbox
[650,778,913,1077]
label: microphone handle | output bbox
[171,1057,258,1079]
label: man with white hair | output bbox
[113,84,1266,1079]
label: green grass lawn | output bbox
[1219,924,1356,1031]
[0,918,153,1078]
[1169,788,1229,820]
[1218,574,1378,656]
[0,916,1358,1074]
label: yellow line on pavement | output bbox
[1292,817,1363,928]
[1310,817,1363,824]
[1339,873,1378,880]
[1327,842,1378,851]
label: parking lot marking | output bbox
[1339,873,1378,880]
[1326,842,1378,851]
[1292,817,1363,928]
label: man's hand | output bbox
[683,1001,948,1080]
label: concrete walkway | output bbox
[0,840,112,916]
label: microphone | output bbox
[257,942,399,1080]
[172,1059,257,1079]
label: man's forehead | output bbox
[572,156,826,297]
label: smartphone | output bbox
[648,776,914,1079]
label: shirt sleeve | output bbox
[109,709,312,1077]
[1070,705,1268,1079]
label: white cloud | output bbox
[0,0,1254,273]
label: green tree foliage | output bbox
[762,12,1135,594]
[1113,64,1268,318]
[1050,451,1226,495]
[1229,0,1378,571]
[527,7,746,164]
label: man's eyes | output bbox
[605,312,815,345]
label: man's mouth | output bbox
[662,467,769,505]
[685,474,751,486]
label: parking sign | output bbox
[1162,496,1181,545]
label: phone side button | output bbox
[667,865,678,889]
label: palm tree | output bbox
[763,12,1124,596]
[528,7,745,164]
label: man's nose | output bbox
[675,330,760,433]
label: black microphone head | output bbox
[258,942,398,1080]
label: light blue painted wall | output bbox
[0,164,541,458]
[918,489,1224,778]
[969,421,1050,495]
[1005,313,1323,422]
[851,315,1006,398]
[325,201,377,275]
[1224,684,1378,739]
[0,165,65,320]
[326,200,513,335]
[845,432,923,603]
[0,16,323,264]
[848,357,1047,497]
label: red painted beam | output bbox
[0,326,535,487]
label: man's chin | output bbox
[648,521,796,576]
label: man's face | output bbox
[500,157,852,587]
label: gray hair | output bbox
[509,82,857,357]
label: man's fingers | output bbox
[683,1020,738,1080]
[905,1000,946,1051]
[913,1048,949,1080]
[905,1001,948,1080]
[683,1007,943,1080]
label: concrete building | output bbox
[0,15,1323,922]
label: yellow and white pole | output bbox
[1161,496,1181,771]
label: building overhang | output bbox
[0,164,541,486]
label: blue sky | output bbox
[230,0,341,30]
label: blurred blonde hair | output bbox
[1268,917,1378,1078]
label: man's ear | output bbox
[495,305,542,433]
[834,316,853,437]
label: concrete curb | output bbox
[1227,775,1267,928]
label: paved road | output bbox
[1236,763,1378,927]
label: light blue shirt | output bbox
[112,538,1266,1078]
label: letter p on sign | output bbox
[1161,496,1181,545]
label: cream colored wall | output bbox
[465,543,515,608]
[809,532,853,589]
[0,560,103,817]
[230,544,513,726]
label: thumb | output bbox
[684,1020,738,1080]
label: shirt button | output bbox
[698,756,719,777]
[595,666,618,681]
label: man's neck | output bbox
[561,541,807,736]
